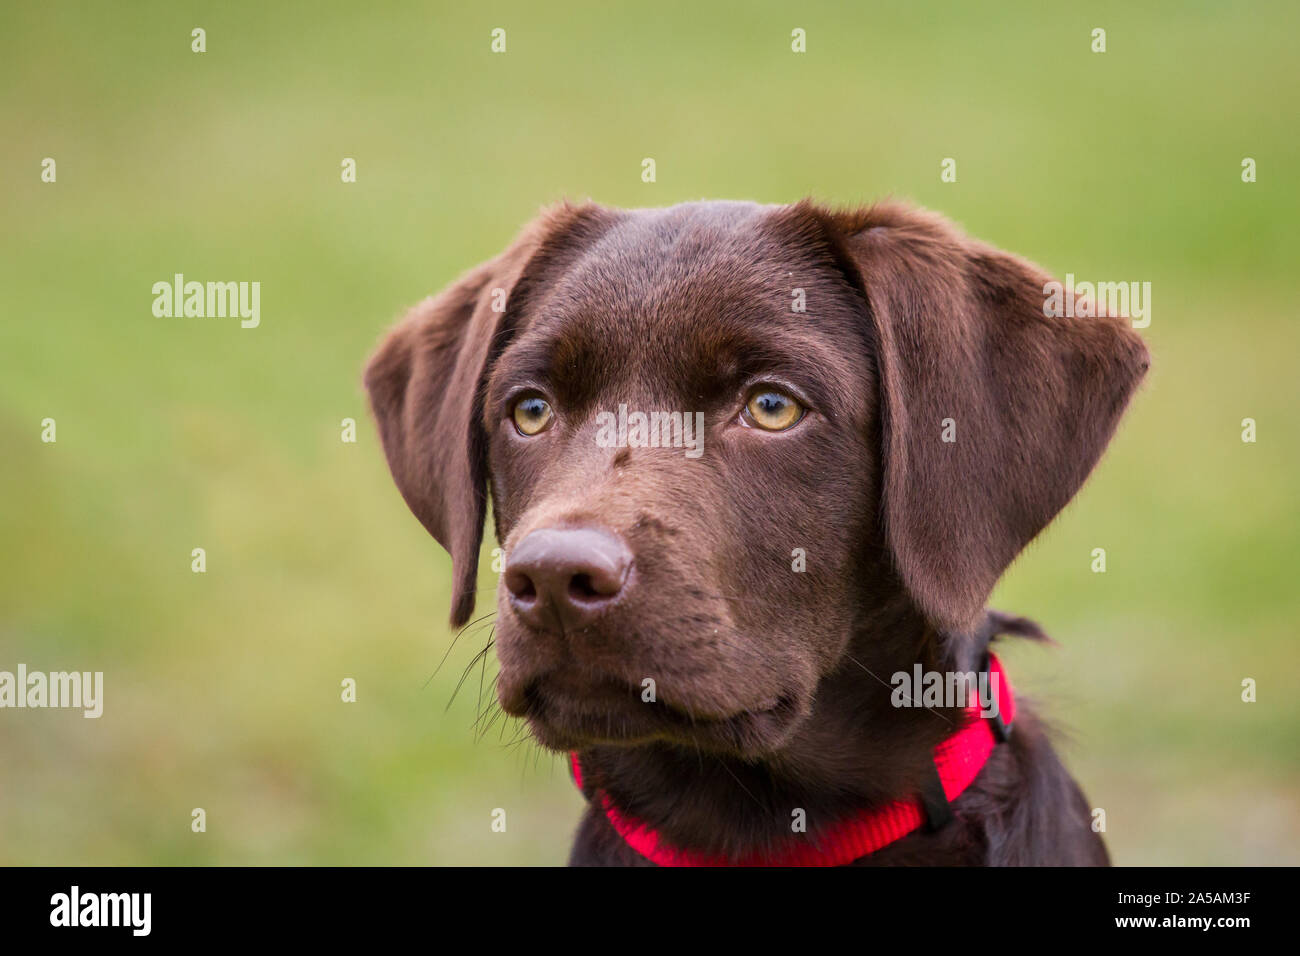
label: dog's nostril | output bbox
[569,573,597,600]
[568,572,622,602]
[505,569,537,602]
[570,565,625,600]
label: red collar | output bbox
[569,653,1015,866]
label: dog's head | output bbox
[365,200,1148,757]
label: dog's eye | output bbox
[512,396,554,436]
[742,389,804,431]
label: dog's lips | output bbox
[505,669,800,752]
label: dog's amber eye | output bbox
[512,396,554,436]
[743,390,804,431]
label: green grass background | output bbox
[2,0,1297,864]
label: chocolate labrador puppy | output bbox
[365,199,1148,866]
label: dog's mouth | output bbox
[504,670,801,754]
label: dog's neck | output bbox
[573,600,972,861]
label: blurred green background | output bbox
[2,0,1297,865]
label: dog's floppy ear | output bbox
[364,202,609,627]
[815,202,1149,635]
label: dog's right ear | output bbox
[364,202,611,628]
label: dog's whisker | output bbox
[446,637,495,713]
[473,633,490,727]
[843,652,952,726]
[424,610,499,689]
[716,759,767,812]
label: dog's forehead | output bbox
[504,202,866,403]
[559,201,794,309]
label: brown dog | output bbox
[365,199,1148,866]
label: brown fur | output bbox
[365,199,1148,866]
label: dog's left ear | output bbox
[365,202,613,627]
[808,202,1150,636]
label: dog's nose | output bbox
[504,527,632,632]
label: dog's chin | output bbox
[501,672,805,758]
